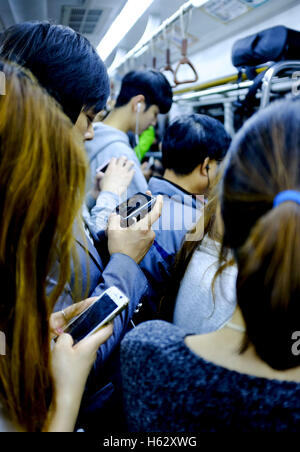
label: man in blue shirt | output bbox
[137,114,232,322]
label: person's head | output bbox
[0,21,110,140]
[114,70,173,133]
[0,60,87,431]
[221,98,300,371]
[162,114,231,194]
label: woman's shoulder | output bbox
[122,321,300,391]
[121,321,201,379]
[122,320,185,351]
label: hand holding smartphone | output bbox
[115,192,157,227]
[107,193,163,263]
[96,160,111,174]
[54,287,128,345]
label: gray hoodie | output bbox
[85,122,148,198]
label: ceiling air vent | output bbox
[61,6,103,35]
[83,9,103,34]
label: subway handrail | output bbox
[260,61,300,109]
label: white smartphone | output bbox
[60,287,129,345]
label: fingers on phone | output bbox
[107,157,117,169]
[138,195,163,229]
[76,322,113,351]
[108,213,122,231]
[55,333,74,348]
[63,297,97,322]
[119,158,135,172]
[126,160,135,170]
[117,156,128,166]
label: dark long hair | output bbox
[221,98,300,370]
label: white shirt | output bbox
[173,236,237,335]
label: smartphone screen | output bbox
[96,161,110,174]
[64,292,127,344]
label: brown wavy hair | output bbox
[0,61,87,430]
[221,98,300,370]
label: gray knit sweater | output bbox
[121,321,300,432]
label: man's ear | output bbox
[200,157,210,177]
[131,95,145,113]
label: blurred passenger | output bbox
[136,114,231,322]
[0,61,113,432]
[0,22,163,428]
[0,21,134,226]
[86,70,173,198]
[160,168,237,334]
[0,20,154,323]
[121,99,300,432]
[0,22,108,136]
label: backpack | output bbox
[232,26,300,113]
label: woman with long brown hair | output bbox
[121,98,300,432]
[0,61,114,432]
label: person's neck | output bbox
[103,108,132,134]
[227,307,246,332]
[163,170,202,195]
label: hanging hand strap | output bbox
[150,39,157,70]
[160,27,176,87]
[174,10,198,85]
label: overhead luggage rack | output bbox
[173,61,300,135]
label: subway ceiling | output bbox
[0,0,299,71]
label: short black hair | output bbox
[0,21,110,123]
[115,70,173,114]
[162,114,231,175]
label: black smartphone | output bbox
[115,192,156,227]
[96,160,111,174]
[58,287,129,345]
